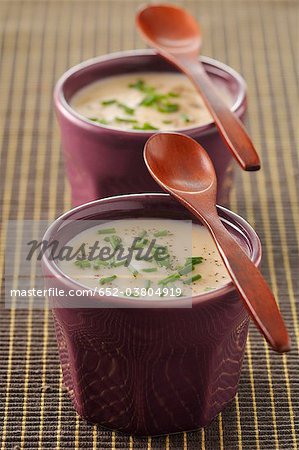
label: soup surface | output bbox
[70,72,232,131]
[58,218,230,299]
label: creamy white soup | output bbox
[70,73,232,131]
[58,219,230,299]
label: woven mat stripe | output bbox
[2,2,52,449]
[228,7,275,448]
[0,2,34,447]
[231,3,296,448]
[229,2,298,450]
[206,4,254,450]
[36,2,63,449]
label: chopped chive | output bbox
[140,94,179,114]
[99,275,117,285]
[204,287,214,292]
[93,258,109,270]
[158,273,180,286]
[132,122,158,130]
[104,235,122,249]
[157,102,179,113]
[162,120,172,124]
[101,99,116,106]
[129,79,155,93]
[178,263,194,276]
[98,227,116,234]
[167,91,180,97]
[187,256,204,266]
[111,259,127,268]
[142,267,158,273]
[140,93,164,107]
[118,102,135,115]
[128,79,146,91]
[74,259,91,269]
[128,264,139,277]
[153,229,172,237]
[183,274,202,285]
[138,230,148,239]
[177,257,203,275]
[88,117,109,125]
[134,237,149,249]
[156,256,172,268]
[115,117,138,123]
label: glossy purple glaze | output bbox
[54,50,247,207]
[42,194,261,436]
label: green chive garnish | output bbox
[118,102,135,115]
[158,273,180,285]
[183,274,202,285]
[178,263,194,276]
[104,235,122,249]
[187,256,204,266]
[74,259,91,269]
[111,259,127,268]
[134,238,149,249]
[140,93,164,107]
[116,117,138,123]
[138,230,147,239]
[89,118,109,125]
[98,227,116,234]
[129,79,146,91]
[101,99,116,106]
[168,91,179,97]
[129,79,155,93]
[93,259,109,269]
[153,230,172,237]
[177,257,202,275]
[132,122,158,131]
[99,275,117,285]
[156,256,171,269]
[157,102,179,113]
[142,267,158,273]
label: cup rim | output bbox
[42,193,262,308]
[54,49,247,138]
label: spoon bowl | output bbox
[137,4,201,56]
[145,133,215,193]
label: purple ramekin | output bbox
[41,193,261,436]
[54,50,247,207]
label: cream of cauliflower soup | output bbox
[58,219,230,299]
[70,73,232,131]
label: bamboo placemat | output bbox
[0,1,298,449]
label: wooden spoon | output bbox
[137,4,261,171]
[144,132,290,353]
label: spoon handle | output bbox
[203,213,290,352]
[184,61,261,171]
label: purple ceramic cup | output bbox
[42,193,261,436]
[54,50,247,207]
